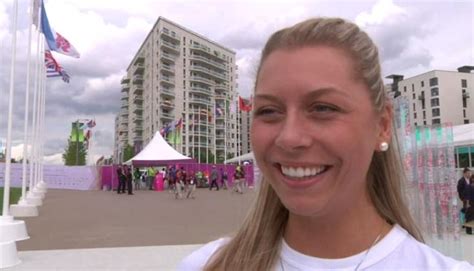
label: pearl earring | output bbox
[380,142,389,152]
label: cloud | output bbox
[0,0,472,164]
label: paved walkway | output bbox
[17,188,256,251]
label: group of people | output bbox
[457,167,474,232]
[208,165,246,194]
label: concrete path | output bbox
[17,188,255,251]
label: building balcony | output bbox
[121,102,128,109]
[189,75,213,86]
[160,76,175,87]
[215,95,226,101]
[121,77,130,84]
[216,124,225,130]
[463,92,470,99]
[133,134,143,141]
[133,105,143,113]
[133,95,143,103]
[160,29,180,43]
[160,112,174,120]
[190,44,226,62]
[215,134,225,140]
[134,56,145,65]
[120,111,128,117]
[133,75,143,84]
[121,85,130,92]
[133,62,145,75]
[189,97,211,106]
[132,86,143,95]
[190,54,226,71]
[160,88,175,98]
[160,100,175,109]
[215,83,228,91]
[132,115,143,123]
[190,65,227,81]
[189,86,212,96]
[160,52,176,64]
[160,40,180,54]
[121,94,129,101]
[161,64,175,75]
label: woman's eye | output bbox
[255,108,277,116]
[313,104,338,113]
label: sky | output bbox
[0,0,473,165]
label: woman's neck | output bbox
[283,197,392,259]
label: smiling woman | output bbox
[178,17,473,271]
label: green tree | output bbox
[63,141,87,165]
[198,150,215,164]
[122,144,134,162]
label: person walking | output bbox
[133,168,141,190]
[209,166,219,191]
[220,168,229,190]
[233,165,245,194]
[125,165,133,195]
[186,171,197,199]
[116,166,126,194]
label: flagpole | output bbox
[224,97,227,164]
[1,0,20,217]
[213,98,216,164]
[28,9,40,200]
[19,0,35,204]
[206,104,209,164]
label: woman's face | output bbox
[251,46,391,218]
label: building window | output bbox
[431,98,439,107]
[432,108,440,117]
[404,86,407,92]
[464,109,467,118]
[432,119,441,125]
[429,77,438,86]
[413,103,416,111]
[461,79,467,88]
[421,100,425,109]
[414,113,417,119]
[423,120,427,125]
[422,111,426,119]
[431,88,439,97]
[412,93,416,99]
[463,98,467,108]
[464,119,470,124]
[421,81,424,87]
[412,84,415,92]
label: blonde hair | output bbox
[204,17,422,270]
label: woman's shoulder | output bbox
[177,237,230,270]
[375,225,473,270]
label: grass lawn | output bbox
[0,187,22,211]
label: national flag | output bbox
[175,118,183,129]
[45,50,70,83]
[239,96,252,112]
[40,1,80,58]
[87,119,96,128]
[70,122,85,142]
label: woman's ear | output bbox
[376,100,393,151]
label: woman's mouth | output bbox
[279,164,330,180]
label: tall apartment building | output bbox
[114,17,239,163]
[238,104,252,156]
[386,66,473,127]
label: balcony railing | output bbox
[190,54,226,70]
[189,86,212,96]
[189,76,213,86]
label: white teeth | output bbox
[281,165,327,178]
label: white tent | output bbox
[225,152,254,164]
[127,132,194,166]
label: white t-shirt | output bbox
[178,225,473,270]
